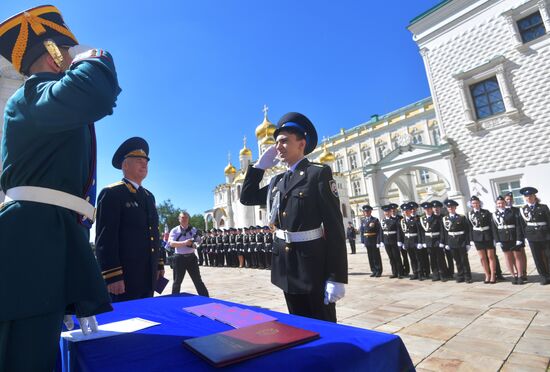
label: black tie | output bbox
[283,170,293,189]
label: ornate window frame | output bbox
[453,55,520,132]
[502,0,550,51]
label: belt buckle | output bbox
[284,231,291,243]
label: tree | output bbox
[156,199,180,233]
[189,214,210,232]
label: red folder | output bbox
[183,321,319,367]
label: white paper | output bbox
[61,317,160,342]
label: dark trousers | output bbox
[365,244,383,274]
[528,240,550,280]
[416,248,430,277]
[265,251,272,268]
[258,251,266,268]
[445,249,454,277]
[401,248,410,275]
[405,245,419,276]
[197,247,205,265]
[348,238,356,254]
[385,244,403,277]
[0,310,64,372]
[284,290,336,323]
[452,246,471,280]
[172,254,209,297]
[428,245,447,279]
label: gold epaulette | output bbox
[106,181,125,188]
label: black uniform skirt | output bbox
[475,240,494,250]
[500,241,521,252]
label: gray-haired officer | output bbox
[519,187,550,285]
[360,205,382,277]
[240,112,347,322]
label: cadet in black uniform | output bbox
[442,199,472,283]
[433,200,454,279]
[391,203,410,275]
[242,227,250,268]
[240,112,348,322]
[505,192,528,281]
[401,203,426,280]
[468,196,497,284]
[237,228,245,268]
[197,230,208,266]
[256,225,266,269]
[379,205,404,279]
[346,222,357,254]
[207,229,217,266]
[519,187,550,285]
[419,202,448,281]
[96,137,164,302]
[360,205,383,277]
[492,196,525,285]
[264,226,273,269]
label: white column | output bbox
[445,156,462,197]
[538,1,550,32]
[456,79,475,124]
[419,48,447,138]
[495,65,517,113]
[504,15,523,48]
[422,119,430,145]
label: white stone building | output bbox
[408,0,550,209]
[0,57,25,201]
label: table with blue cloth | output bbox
[59,294,414,371]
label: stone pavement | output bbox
[159,245,550,371]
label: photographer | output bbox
[168,212,210,296]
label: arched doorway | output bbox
[382,166,450,205]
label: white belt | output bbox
[404,233,418,237]
[4,186,95,222]
[448,231,465,236]
[275,227,323,243]
[425,232,440,237]
[383,231,397,235]
[473,226,490,231]
[498,225,516,229]
[527,222,547,226]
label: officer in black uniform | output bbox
[214,229,223,267]
[240,112,348,322]
[207,229,217,266]
[256,225,266,269]
[400,203,425,280]
[379,205,404,279]
[391,203,410,276]
[197,230,208,266]
[346,222,357,254]
[519,187,550,285]
[96,137,164,302]
[237,228,245,268]
[221,228,229,267]
[248,226,258,268]
[419,202,448,281]
[442,199,472,283]
[264,226,273,269]
[242,227,251,268]
[360,205,383,277]
[433,200,454,279]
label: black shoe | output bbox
[432,276,440,282]
[456,278,465,283]
[541,278,550,285]
[496,274,505,281]
[370,273,376,277]
[512,277,518,285]
[390,275,397,279]
[410,274,418,280]
[398,275,404,279]
[441,277,448,282]
[522,276,528,282]
[466,279,473,284]
[375,273,382,277]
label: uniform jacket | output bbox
[240,159,348,294]
[520,203,550,241]
[468,208,493,242]
[95,179,162,297]
[400,216,421,247]
[419,214,445,247]
[442,214,471,248]
[378,217,402,245]
[491,208,524,243]
[0,50,120,321]
[346,226,357,240]
[360,216,380,246]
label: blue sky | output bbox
[3,1,442,215]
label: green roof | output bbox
[409,0,453,26]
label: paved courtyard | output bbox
[159,244,550,371]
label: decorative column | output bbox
[538,1,550,33]
[455,79,476,126]
[495,65,518,114]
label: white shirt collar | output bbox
[124,178,140,190]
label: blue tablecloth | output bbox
[59,294,414,371]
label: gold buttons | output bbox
[282,212,287,217]
[151,249,154,253]
[285,246,290,252]
[150,237,154,241]
[299,192,303,197]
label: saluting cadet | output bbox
[360,205,383,277]
[505,192,528,281]
[492,196,525,285]
[419,202,448,282]
[264,226,273,269]
[379,205,404,279]
[240,112,347,322]
[433,200,454,279]
[401,203,428,280]
[96,137,164,302]
[442,199,472,283]
[519,187,550,285]
[468,196,497,284]
[256,225,266,269]
[391,203,410,276]
[0,6,120,369]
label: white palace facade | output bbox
[208,0,550,228]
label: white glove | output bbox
[379,242,385,249]
[397,242,403,248]
[416,243,423,250]
[63,315,99,335]
[324,281,345,305]
[466,245,471,252]
[439,243,444,248]
[423,243,427,248]
[515,240,522,246]
[68,44,95,59]
[470,241,476,249]
[495,242,503,250]
[445,245,450,251]
[253,145,279,170]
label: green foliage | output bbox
[156,199,180,232]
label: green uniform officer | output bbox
[0,5,120,371]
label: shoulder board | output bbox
[106,181,125,188]
[310,162,325,168]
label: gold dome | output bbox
[224,162,237,175]
[239,136,252,157]
[261,135,275,146]
[319,143,335,164]
[255,105,276,139]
